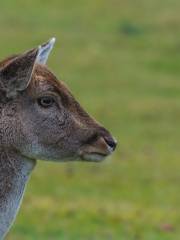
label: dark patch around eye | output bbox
[38,96,55,108]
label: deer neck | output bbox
[0,149,36,239]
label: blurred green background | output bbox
[1,0,180,239]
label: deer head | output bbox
[0,38,117,163]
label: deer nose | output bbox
[104,136,117,151]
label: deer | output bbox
[0,38,117,239]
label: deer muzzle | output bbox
[78,130,117,162]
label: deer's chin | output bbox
[79,152,108,162]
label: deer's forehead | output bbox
[30,65,70,96]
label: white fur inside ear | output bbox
[36,37,56,64]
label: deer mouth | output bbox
[78,139,116,162]
[77,133,117,162]
[79,151,108,162]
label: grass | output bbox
[0,0,179,239]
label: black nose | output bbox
[104,137,117,151]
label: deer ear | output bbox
[0,48,39,98]
[0,38,56,98]
[36,37,56,64]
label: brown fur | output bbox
[0,40,117,238]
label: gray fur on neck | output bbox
[0,149,36,239]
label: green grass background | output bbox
[1,0,179,239]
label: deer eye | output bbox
[37,96,55,108]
